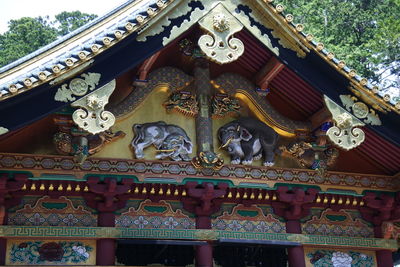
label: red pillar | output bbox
[286,220,306,267]
[272,187,318,267]
[0,238,6,265]
[96,239,116,266]
[374,226,394,267]
[86,177,132,266]
[96,211,116,266]
[183,182,228,267]
[360,193,397,267]
[195,243,213,267]
[0,173,27,266]
[375,250,393,267]
[195,215,213,267]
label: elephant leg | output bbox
[133,140,153,159]
[262,145,275,166]
[230,155,241,165]
[253,152,262,161]
[241,143,254,165]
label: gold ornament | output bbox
[71,80,116,134]
[324,96,365,150]
[198,4,244,64]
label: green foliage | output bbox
[0,17,57,67]
[55,11,97,36]
[0,11,97,68]
[278,0,400,88]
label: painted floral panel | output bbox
[7,240,95,265]
[306,249,375,267]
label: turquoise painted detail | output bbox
[325,215,347,222]
[41,202,68,210]
[31,175,81,181]
[237,210,259,217]
[143,206,168,213]
[237,183,270,189]
[323,190,361,197]
[273,183,321,191]
[182,178,234,186]
[82,174,138,183]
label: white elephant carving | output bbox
[131,121,193,161]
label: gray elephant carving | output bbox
[131,121,193,161]
[218,117,279,166]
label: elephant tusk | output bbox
[156,148,176,153]
[220,136,233,149]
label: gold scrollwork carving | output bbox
[54,72,101,102]
[162,1,279,56]
[324,96,365,151]
[71,80,116,135]
[340,95,381,126]
[194,229,219,240]
[198,4,244,64]
[287,234,310,243]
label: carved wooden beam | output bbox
[86,176,133,212]
[272,186,318,220]
[0,173,28,224]
[137,51,161,81]
[183,182,228,229]
[360,192,400,228]
[255,57,285,91]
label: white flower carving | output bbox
[331,251,352,267]
[228,220,242,231]
[72,245,89,259]
[133,216,149,229]
[164,217,178,229]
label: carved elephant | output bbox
[131,121,193,161]
[218,117,279,166]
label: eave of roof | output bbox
[0,0,170,100]
[0,0,398,148]
[0,0,397,117]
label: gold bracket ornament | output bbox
[340,95,381,126]
[198,4,244,64]
[71,80,116,135]
[324,96,365,151]
[54,72,101,102]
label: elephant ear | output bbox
[182,139,193,154]
[240,127,252,141]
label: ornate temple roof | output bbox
[0,0,399,175]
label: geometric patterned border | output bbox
[0,153,396,193]
[0,226,396,251]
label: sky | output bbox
[0,0,127,33]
